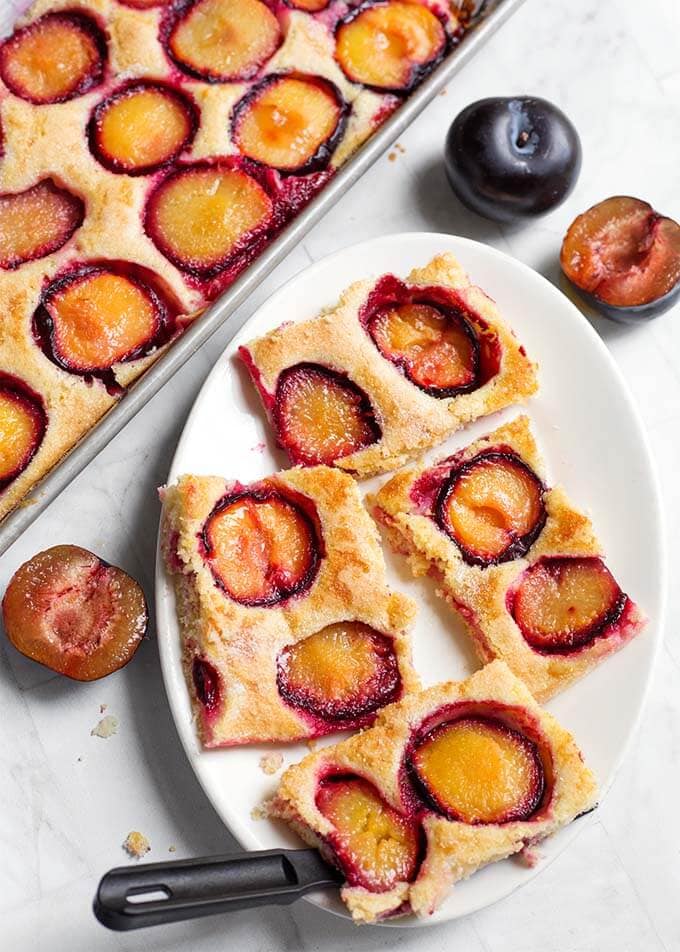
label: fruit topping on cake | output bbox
[0,373,47,491]
[273,363,381,466]
[0,11,107,104]
[409,714,544,823]
[444,97,582,223]
[277,622,400,723]
[165,0,282,83]
[33,264,173,381]
[316,775,422,890]
[202,487,321,606]
[2,545,147,681]
[561,196,680,322]
[335,0,447,93]
[89,80,198,175]
[144,159,274,276]
[510,556,627,654]
[192,656,222,718]
[231,74,347,174]
[436,451,546,565]
[368,300,480,396]
[0,180,84,270]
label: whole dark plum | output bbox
[444,96,582,223]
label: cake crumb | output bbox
[396,142,406,153]
[99,703,108,714]
[306,739,318,751]
[518,845,542,868]
[251,799,273,821]
[439,87,448,96]
[388,152,397,162]
[168,845,176,853]
[259,752,284,775]
[123,831,150,859]
[91,714,118,738]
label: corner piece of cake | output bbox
[371,415,646,701]
[161,464,418,747]
[239,253,538,478]
[271,660,598,923]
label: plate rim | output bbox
[154,230,666,928]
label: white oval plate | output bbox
[155,233,665,926]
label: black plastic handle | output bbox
[94,848,343,931]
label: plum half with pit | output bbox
[277,621,401,725]
[444,97,581,223]
[436,450,546,566]
[409,715,545,823]
[202,488,321,606]
[316,775,422,891]
[2,545,147,681]
[0,373,47,491]
[511,556,628,654]
[273,363,382,467]
[561,196,680,322]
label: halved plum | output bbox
[33,264,172,381]
[0,373,47,491]
[164,0,282,83]
[0,11,107,105]
[277,622,400,723]
[0,180,84,270]
[368,300,480,396]
[436,451,546,565]
[274,363,381,466]
[2,545,147,681]
[231,74,347,174]
[335,0,447,93]
[144,159,274,276]
[89,80,198,175]
[561,196,680,322]
[409,716,544,823]
[202,488,321,606]
[316,775,422,891]
[511,556,627,654]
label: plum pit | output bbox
[0,373,47,491]
[231,74,347,174]
[2,545,147,681]
[436,451,546,565]
[202,487,321,606]
[274,363,381,466]
[511,556,627,654]
[0,11,107,104]
[0,180,84,270]
[316,775,422,891]
[277,622,400,724]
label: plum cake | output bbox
[240,253,538,476]
[0,0,469,522]
[161,464,419,746]
[371,415,646,701]
[271,660,598,923]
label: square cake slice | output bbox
[161,465,418,747]
[271,660,598,923]
[239,253,538,478]
[371,415,646,701]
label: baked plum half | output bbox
[510,556,627,654]
[273,363,382,466]
[231,74,347,174]
[89,80,198,175]
[368,299,480,396]
[0,11,107,104]
[335,0,447,93]
[436,451,546,565]
[561,196,680,322]
[316,775,422,891]
[202,487,321,606]
[2,545,147,681]
[409,715,544,823]
[33,264,175,386]
[164,0,282,83]
[0,180,84,270]
[0,373,47,491]
[144,159,274,276]
[277,622,400,724]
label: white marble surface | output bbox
[2,0,680,948]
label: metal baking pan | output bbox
[0,0,526,555]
